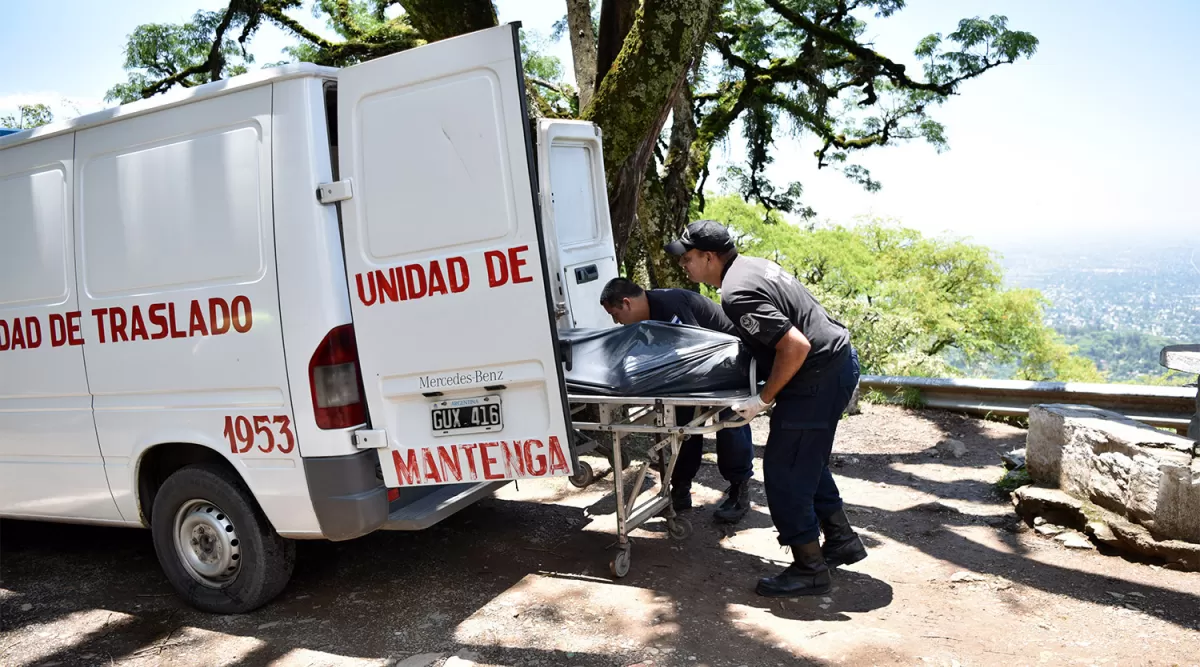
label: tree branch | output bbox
[399,0,497,42]
[140,3,239,98]
[528,76,566,96]
[764,0,952,93]
[260,2,336,50]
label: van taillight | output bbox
[309,324,366,429]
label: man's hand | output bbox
[732,394,770,421]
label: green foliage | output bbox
[1061,328,1191,384]
[1125,369,1196,387]
[520,31,575,118]
[278,0,423,67]
[0,103,53,129]
[702,194,1102,381]
[106,10,255,103]
[900,387,926,409]
[702,1,1039,214]
[996,467,1031,493]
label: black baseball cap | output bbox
[665,220,735,255]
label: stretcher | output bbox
[565,364,757,578]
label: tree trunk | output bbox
[565,0,598,111]
[649,82,700,287]
[584,0,720,261]
[399,0,498,42]
[595,0,636,92]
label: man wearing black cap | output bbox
[666,219,866,597]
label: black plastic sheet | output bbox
[560,321,752,397]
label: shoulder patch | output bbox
[739,313,761,335]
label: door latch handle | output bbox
[574,264,599,284]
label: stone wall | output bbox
[1027,404,1199,543]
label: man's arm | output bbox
[722,290,803,418]
[760,327,811,404]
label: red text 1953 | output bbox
[223,415,295,454]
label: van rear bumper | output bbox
[302,450,388,541]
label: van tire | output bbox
[150,463,296,613]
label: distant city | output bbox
[996,236,1199,382]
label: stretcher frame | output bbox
[566,366,757,578]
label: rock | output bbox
[444,658,476,667]
[1016,483,1200,570]
[1002,448,1027,470]
[845,383,862,416]
[1056,532,1095,549]
[395,654,445,667]
[1012,485,1086,530]
[1027,404,1199,543]
[1105,517,1200,571]
[20,603,32,611]
[949,571,985,583]
[1086,520,1121,546]
[1107,592,1125,599]
[937,439,969,458]
[1034,516,1047,526]
[1128,592,1146,598]
[1036,524,1066,537]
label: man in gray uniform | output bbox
[666,220,866,597]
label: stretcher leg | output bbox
[569,395,750,578]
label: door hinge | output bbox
[316,179,353,204]
[353,428,387,450]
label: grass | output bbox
[862,386,926,409]
[995,467,1032,493]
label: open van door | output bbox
[535,119,620,330]
[334,24,574,494]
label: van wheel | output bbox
[151,464,295,613]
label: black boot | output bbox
[756,540,831,597]
[670,484,692,511]
[820,509,868,568]
[713,481,750,523]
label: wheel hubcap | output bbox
[173,499,241,588]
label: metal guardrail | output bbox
[859,375,1198,433]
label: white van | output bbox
[0,23,618,613]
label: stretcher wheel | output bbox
[568,460,594,488]
[610,548,631,578]
[666,516,693,540]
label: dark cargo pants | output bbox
[762,346,860,546]
[671,406,755,489]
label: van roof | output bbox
[0,63,339,151]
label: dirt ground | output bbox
[3,403,1199,667]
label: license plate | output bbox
[430,394,502,437]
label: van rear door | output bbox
[334,24,574,488]
[536,119,619,330]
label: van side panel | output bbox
[269,78,361,459]
[73,85,320,535]
[0,134,123,521]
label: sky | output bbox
[1,0,1197,250]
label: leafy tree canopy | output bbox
[1,104,54,129]
[702,194,1103,382]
